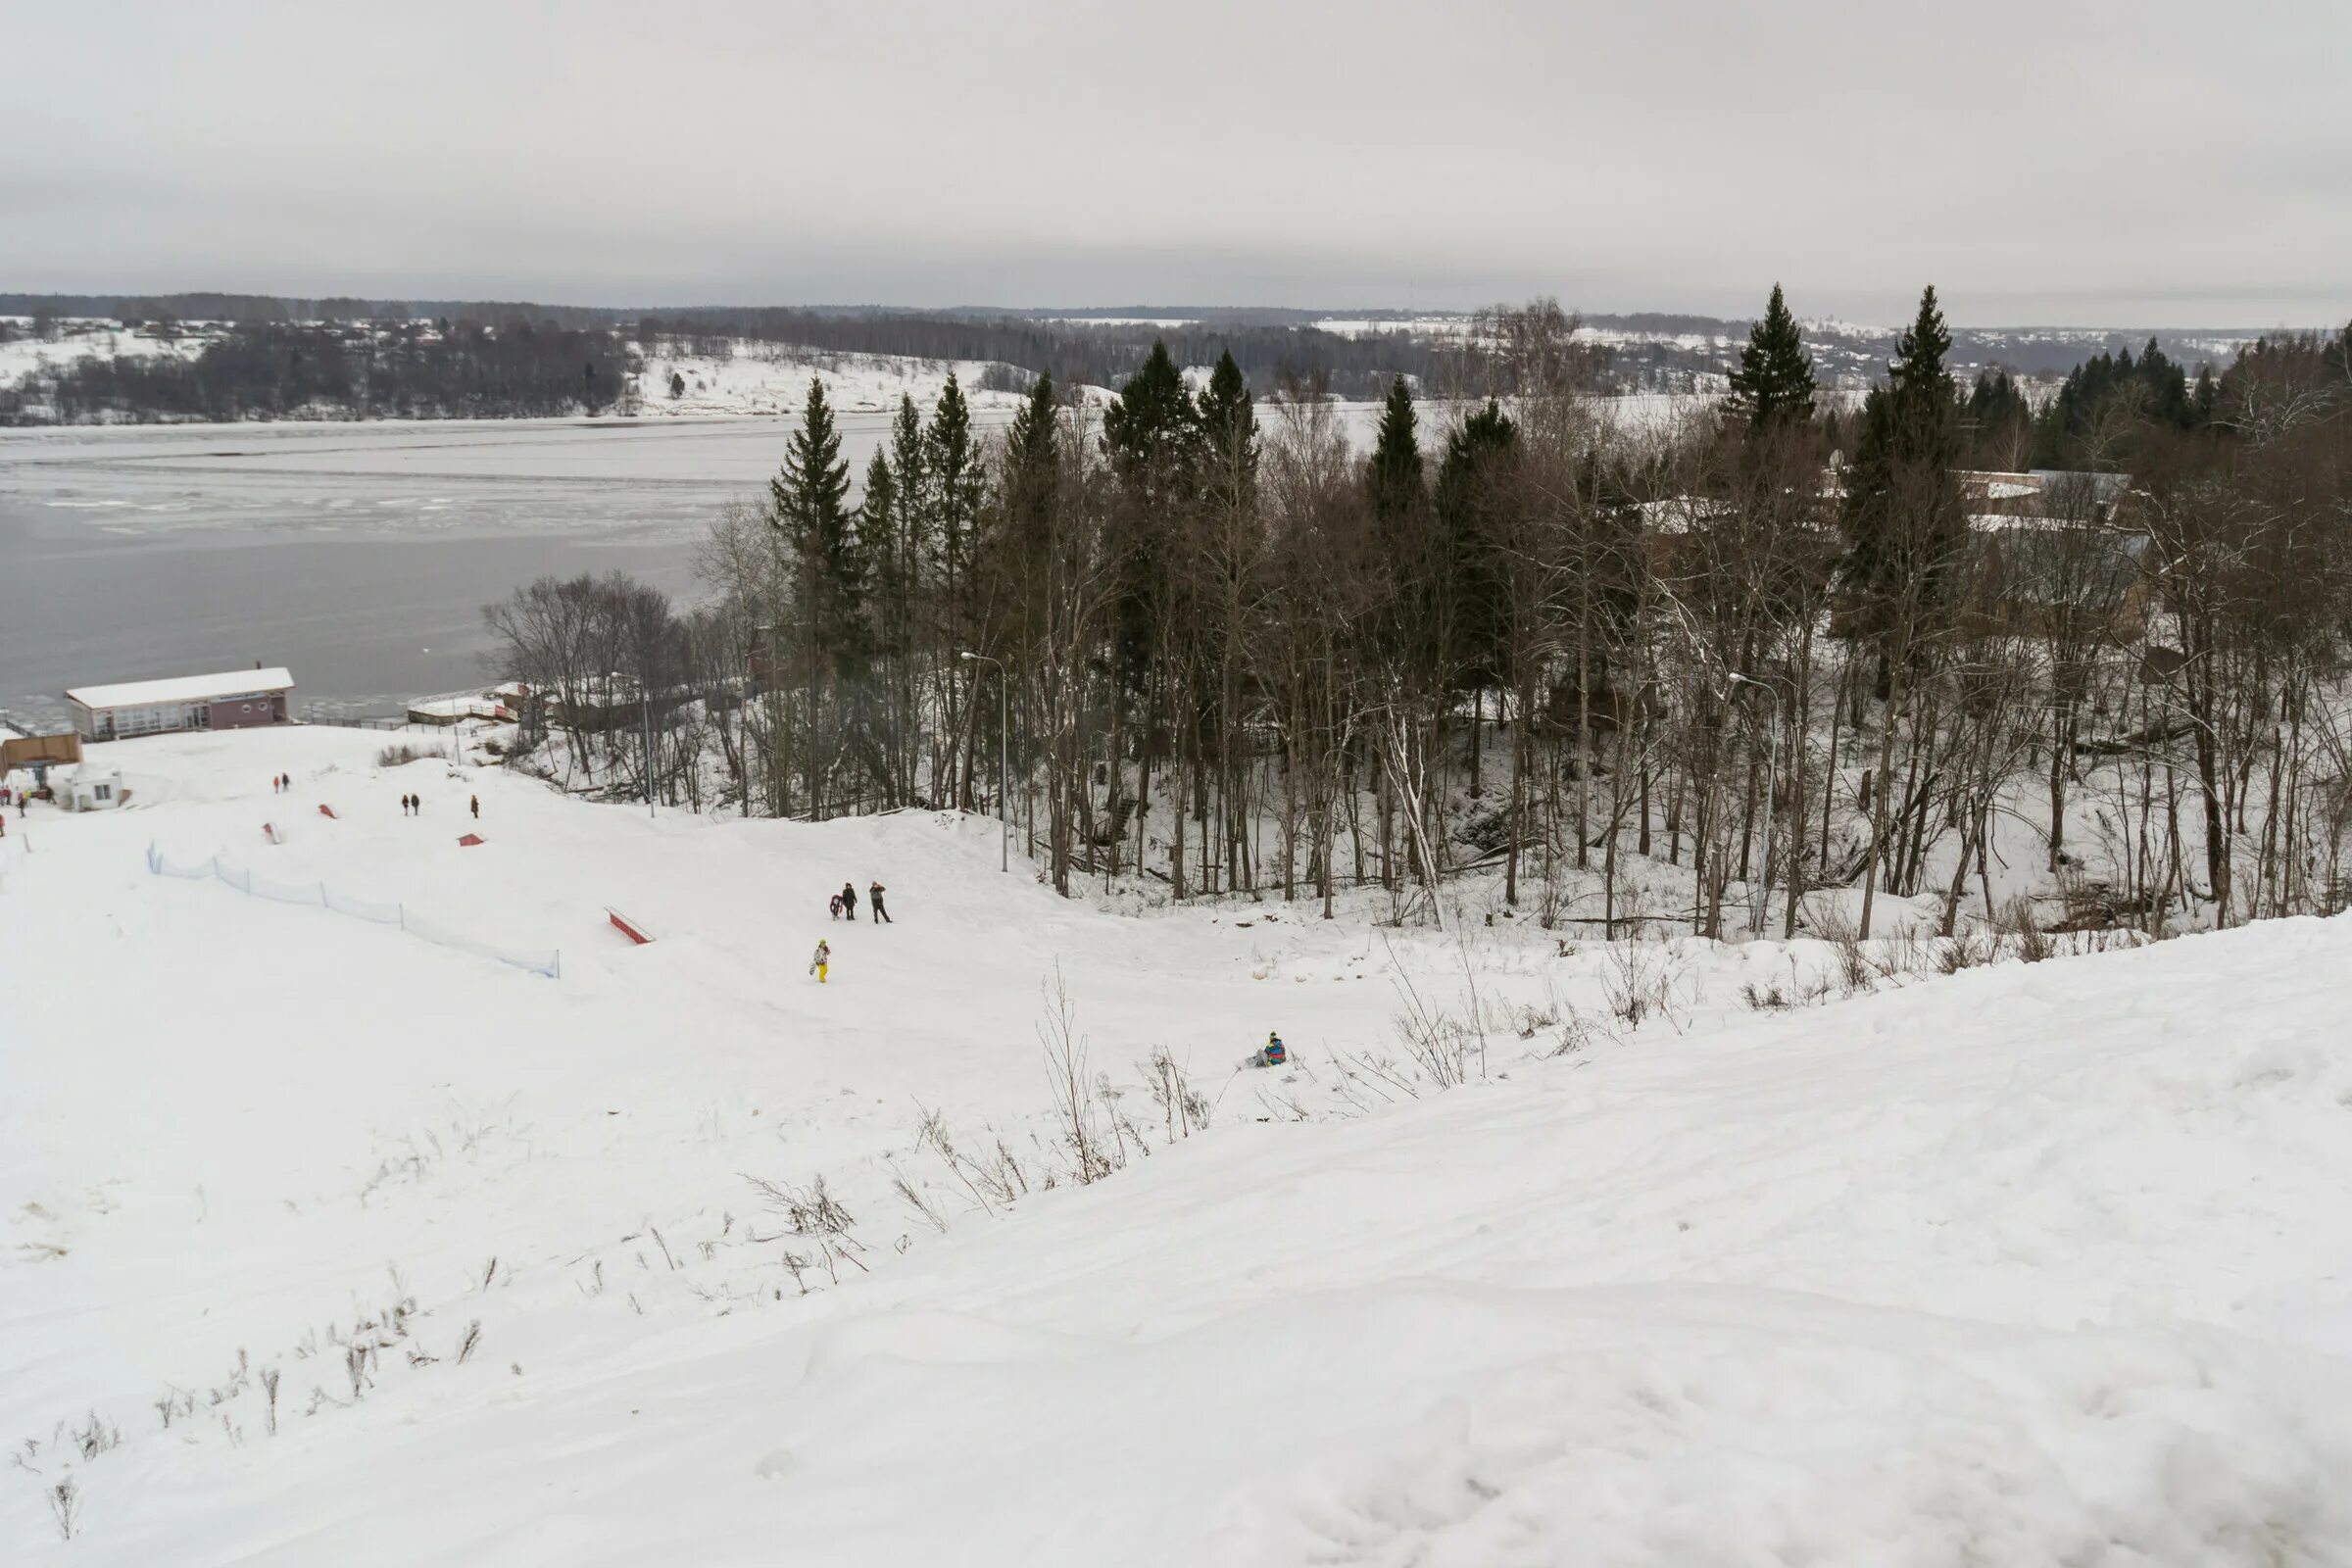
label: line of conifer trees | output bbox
[526,288,2352,938]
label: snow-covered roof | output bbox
[67,667,294,710]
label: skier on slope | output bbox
[810,939,830,984]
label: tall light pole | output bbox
[959,652,1008,872]
[641,676,656,820]
[1727,671,1783,938]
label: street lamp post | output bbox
[959,652,1009,872]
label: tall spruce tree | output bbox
[1726,283,1818,430]
[1196,349,1257,509]
[1839,284,1963,633]
[1103,339,1201,498]
[1434,399,1519,695]
[1002,372,1060,534]
[927,372,981,587]
[1366,375,1425,522]
[772,376,858,628]
[887,393,930,561]
[767,377,862,812]
[1102,341,1203,702]
[858,446,899,625]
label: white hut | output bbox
[64,766,123,811]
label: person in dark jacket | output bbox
[869,881,890,923]
[839,881,858,920]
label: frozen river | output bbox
[0,415,1014,728]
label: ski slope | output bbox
[627,339,1033,418]
[5,727,2350,1564]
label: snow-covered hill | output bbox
[0,320,214,387]
[4,727,2348,1563]
[627,338,1034,418]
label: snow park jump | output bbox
[606,906,654,945]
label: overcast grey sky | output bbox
[5,0,2346,326]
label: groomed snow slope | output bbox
[6,729,2352,1564]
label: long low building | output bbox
[65,666,295,741]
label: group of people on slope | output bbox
[827,879,889,924]
[811,880,891,984]
[396,792,481,818]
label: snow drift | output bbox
[4,728,2350,1565]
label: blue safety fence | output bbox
[145,844,560,978]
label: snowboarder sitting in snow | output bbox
[810,939,830,984]
[1248,1031,1286,1069]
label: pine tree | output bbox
[1196,349,1257,509]
[1366,375,1425,522]
[1434,398,1518,691]
[927,372,981,589]
[1102,341,1204,704]
[1002,372,1060,535]
[1725,283,1818,430]
[771,377,859,652]
[1103,339,1201,500]
[1006,373,1058,478]
[1839,284,1963,628]
[1965,368,2033,466]
[887,393,930,558]
[859,447,899,622]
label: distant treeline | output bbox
[0,288,2293,424]
[0,292,627,329]
[3,320,634,422]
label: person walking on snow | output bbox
[809,939,830,984]
[839,881,858,921]
[869,880,890,923]
[469,795,479,819]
